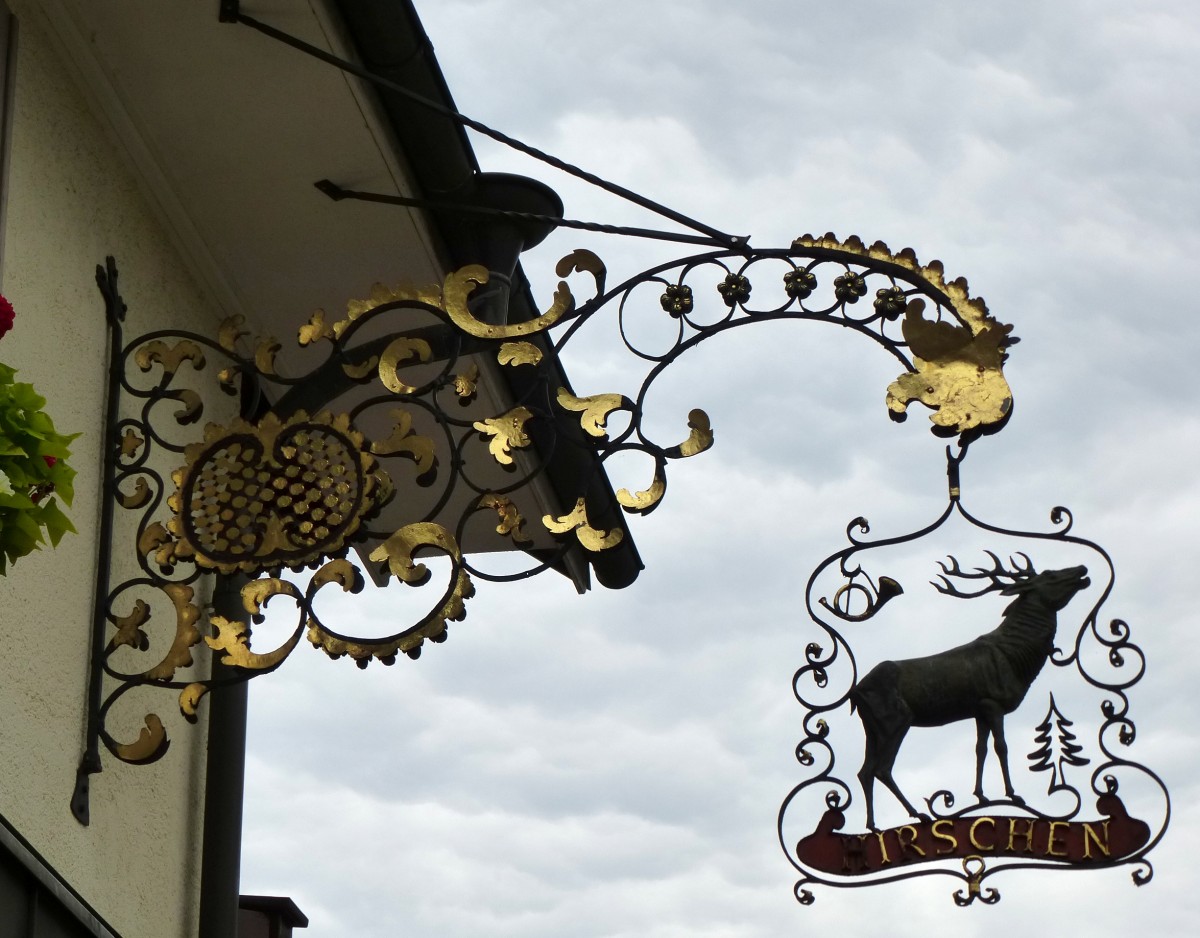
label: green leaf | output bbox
[35,497,75,546]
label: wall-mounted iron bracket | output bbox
[70,233,1014,824]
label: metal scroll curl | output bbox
[778,449,1169,905]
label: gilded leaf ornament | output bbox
[140,584,203,681]
[479,493,532,544]
[108,599,150,651]
[543,498,624,551]
[111,716,168,765]
[254,336,281,376]
[555,248,607,298]
[368,521,463,584]
[473,407,533,465]
[206,613,302,672]
[119,428,144,460]
[379,337,433,394]
[885,299,1014,433]
[665,409,714,458]
[616,472,667,514]
[370,408,436,477]
[218,315,248,353]
[134,339,205,376]
[297,308,334,346]
[454,363,480,399]
[179,683,209,722]
[497,341,543,367]
[116,477,152,510]
[341,356,379,380]
[556,389,629,438]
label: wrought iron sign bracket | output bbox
[71,228,1017,824]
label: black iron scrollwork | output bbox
[779,447,1169,905]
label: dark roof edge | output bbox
[0,811,121,938]
[239,894,310,927]
[332,0,477,199]
[331,0,643,590]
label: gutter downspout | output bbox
[197,574,250,938]
[199,371,260,938]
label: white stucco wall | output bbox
[0,9,228,937]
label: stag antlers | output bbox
[933,551,1035,599]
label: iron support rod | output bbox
[225,7,747,251]
[314,179,732,248]
[71,257,127,826]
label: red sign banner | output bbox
[796,793,1150,876]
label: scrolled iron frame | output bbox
[777,445,1170,904]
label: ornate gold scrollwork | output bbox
[556,389,630,438]
[379,337,433,394]
[454,363,480,399]
[112,715,168,765]
[473,407,533,465]
[498,341,543,367]
[443,266,574,339]
[93,228,1025,787]
[479,493,532,544]
[370,409,435,478]
[885,299,1014,434]
[791,233,1015,435]
[278,522,473,663]
[616,472,666,514]
[667,409,714,458]
[543,498,623,551]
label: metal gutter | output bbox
[331,0,643,589]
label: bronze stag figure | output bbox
[851,554,1090,829]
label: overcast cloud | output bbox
[240,2,1200,935]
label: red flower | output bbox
[0,295,13,339]
[44,455,57,468]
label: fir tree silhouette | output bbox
[1028,693,1089,793]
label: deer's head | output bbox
[1000,564,1090,611]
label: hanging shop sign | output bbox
[779,450,1168,903]
[74,229,1168,905]
[64,1,1169,906]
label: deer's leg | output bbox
[988,711,1023,803]
[858,734,879,831]
[857,706,893,829]
[974,716,991,801]
[874,725,929,824]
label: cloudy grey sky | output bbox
[240,1,1199,934]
